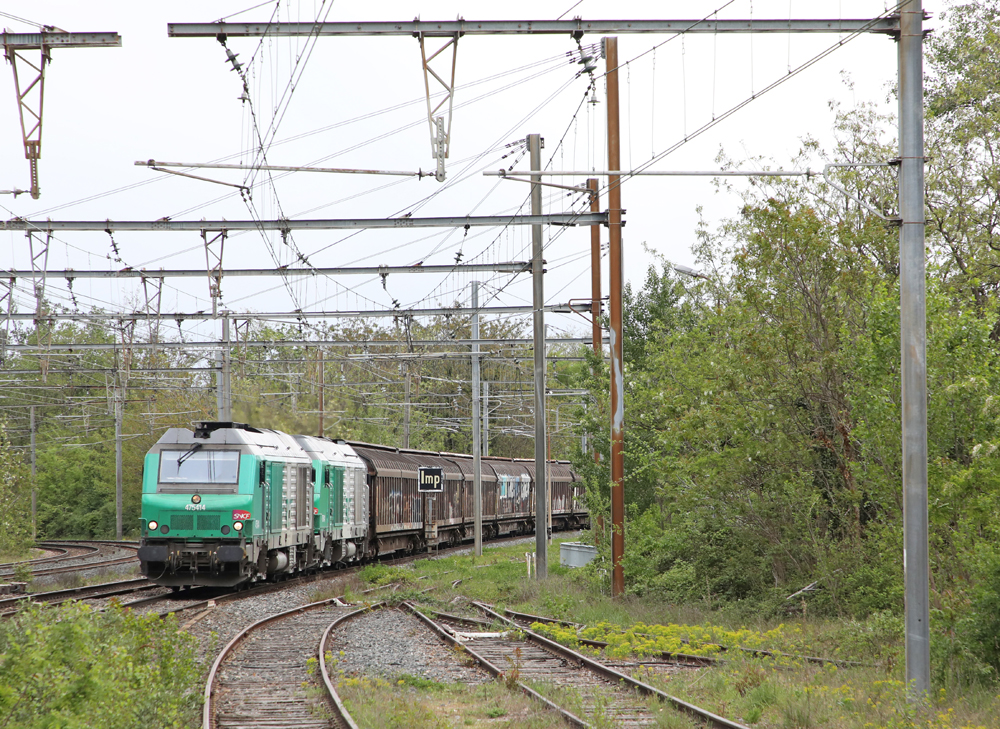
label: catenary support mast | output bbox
[472,281,483,557]
[604,37,625,598]
[529,133,548,579]
[898,0,929,699]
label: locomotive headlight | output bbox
[191,494,202,504]
[220,525,230,535]
[233,521,244,532]
[147,520,158,531]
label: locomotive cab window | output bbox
[158,448,241,493]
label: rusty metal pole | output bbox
[604,37,625,597]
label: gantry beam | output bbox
[0,262,531,279]
[0,32,121,48]
[2,31,121,198]
[5,336,604,352]
[4,303,592,322]
[167,18,900,37]
[0,212,607,232]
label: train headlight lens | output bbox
[191,494,202,504]
[160,524,170,534]
[147,520,158,531]
[220,525,230,535]
[233,521,244,532]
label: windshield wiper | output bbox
[176,443,203,466]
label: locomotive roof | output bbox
[152,426,310,462]
[292,434,365,468]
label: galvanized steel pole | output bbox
[589,179,602,359]
[529,133,548,579]
[221,314,232,421]
[589,178,603,469]
[318,348,325,437]
[605,37,626,598]
[402,369,411,448]
[114,378,123,540]
[899,0,930,699]
[483,381,489,456]
[30,405,36,542]
[472,281,483,557]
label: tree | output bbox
[0,421,32,556]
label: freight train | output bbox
[137,421,588,587]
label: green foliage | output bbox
[358,563,416,587]
[955,547,1000,681]
[0,601,203,727]
[563,9,1000,688]
[36,438,118,538]
[0,420,32,555]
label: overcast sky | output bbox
[0,1,911,348]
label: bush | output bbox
[0,421,32,555]
[0,602,203,728]
[957,548,1000,682]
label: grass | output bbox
[335,674,574,728]
[377,535,1000,729]
[308,570,369,603]
[0,547,42,564]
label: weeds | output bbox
[337,675,571,728]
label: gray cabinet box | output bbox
[559,542,597,568]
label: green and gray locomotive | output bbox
[138,421,588,587]
[137,422,368,587]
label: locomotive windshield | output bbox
[159,448,240,485]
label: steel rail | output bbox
[501,606,867,669]
[401,602,588,727]
[4,554,139,579]
[0,545,75,572]
[318,608,370,729]
[201,595,372,729]
[501,607,719,667]
[474,602,750,729]
[0,577,152,614]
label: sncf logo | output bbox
[232,510,252,520]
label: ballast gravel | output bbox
[327,607,488,685]
[182,577,351,661]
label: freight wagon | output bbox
[138,422,588,586]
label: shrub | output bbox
[0,602,203,728]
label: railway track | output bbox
[501,607,721,668]
[500,606,865,670]
[0,577,157,616]
[0,541,139,580]
[203,595,364,729]
[404,601,750,729]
